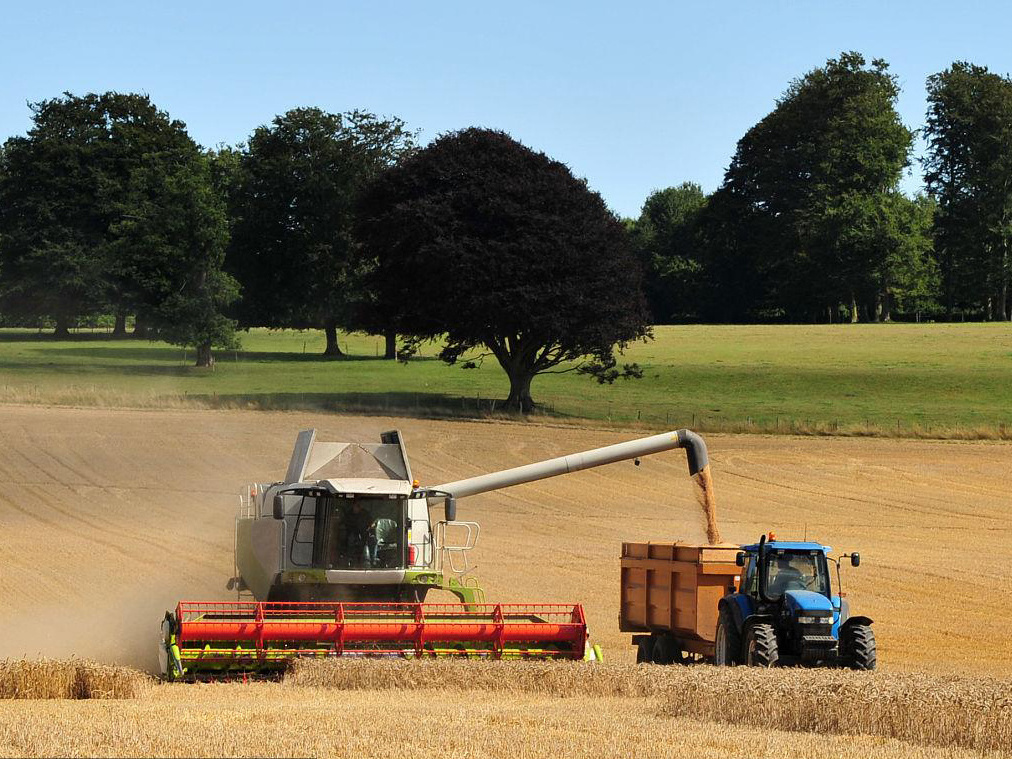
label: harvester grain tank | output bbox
[160,428,713,679]
[620,534,875,668]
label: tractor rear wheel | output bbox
[744,623,779,667]
[842,624,876,670]
[714,608,741,666]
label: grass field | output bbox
[1,323,1011,435]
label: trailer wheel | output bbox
[841,624,876,670]
[714,608,741,666]
[744,623,779,667]
[652,634,682,665]
[636,637,653,664]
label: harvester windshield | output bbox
[287,493,407,570]
[762,550,830,600]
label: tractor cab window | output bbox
[321,496,405,570]
[742,555,757,594]
[763,550,829,600]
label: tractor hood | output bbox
[783,590,833,614]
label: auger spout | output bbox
[432,428,710,499]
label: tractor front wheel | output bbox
[744,623,779,667]
[714,608,741,666]
[841,624,877,670]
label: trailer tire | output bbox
[652,634,682,665]
[841,624,876,670]
[714,608,741,666]
[636,637,653,664]
[744,623,779,667]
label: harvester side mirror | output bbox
[735,552,745,567]
[850,552,860,567]
[444,495,457,522]
[273,494,285,520]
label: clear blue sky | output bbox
[2,1,1010,218]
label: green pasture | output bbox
[0,324,1010,436]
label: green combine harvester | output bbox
[159,427,711,679]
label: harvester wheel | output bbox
[841,624,876,670]
[744,623,779,667]
[714,608,741,666]
[652,634,682,665]
[636,637,653,664]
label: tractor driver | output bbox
[768,555,804,596]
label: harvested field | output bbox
[0,406,1008,757]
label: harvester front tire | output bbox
[714,608,741,666]
[842,624,876,670]
[744,623,779,667]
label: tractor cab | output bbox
[715,533,875,669]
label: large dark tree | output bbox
[629,182,707,323]
[924,62,1012,320]
[0,92,237,361]
[227,108,414,356]
[719,53,917,321]
[357,128,650,412]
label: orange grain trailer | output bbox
[620,542,741,663]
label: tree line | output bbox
[0,52,1009,408]
[633,53,1012,325]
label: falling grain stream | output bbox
[692,464,722,544]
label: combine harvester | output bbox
[159,428,714,679]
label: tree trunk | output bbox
[384,330,397,360]
[849,293,859,324]
[504,370,536,413]
[881,293,892,322]
[998,281,1009,322]
[323,321,344,357]
[112,313,127,337]
[54,314,71,338]
[195,342,214,368]
[133,318,148,339]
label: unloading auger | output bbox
[159,428,712,679]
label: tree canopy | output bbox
[924,62,1012,320]
[0,92,237,362]
[717,52,925,322]
[629,182,707,323]
[226,108,415,355]
[357,128,650,411]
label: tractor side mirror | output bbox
[850,552,860,567]
[444,495,457,522]
[273,493,285,520]
[735,552,745,567]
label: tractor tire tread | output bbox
[745,622,779,667]
[843,624,876,670]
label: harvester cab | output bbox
[715,533,876,669]
[231,429,482,605]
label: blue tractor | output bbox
[715,534,876,669]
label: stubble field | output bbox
[0,406,1009,757]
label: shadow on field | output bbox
[27,345,443,364]
[187,391,566,419]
